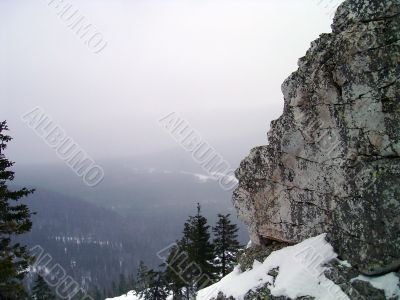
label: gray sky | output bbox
[0,0,343,165]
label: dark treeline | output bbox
[131,204,242,300]
[0,121,35,300]
[93,205,242,300]
[26,206,242,300]
[0,121,242,300]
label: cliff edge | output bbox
[233,0,400,276]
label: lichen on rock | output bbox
[233,0,400,276]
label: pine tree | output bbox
[32,275,54,300]
[70,289,85,300]
[213,214,241,277]
[182,203,215,291]
[118,273,128,295]
[111,281,117,296]
[127,273,136,292]
[0,121,35,299]
[136,261,150,294]
[141,270,168,300]
[136,262,168,300]
[164,243,186,300]
[93,285,103,300]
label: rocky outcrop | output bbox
[214,259,397,300]
[233,0,400,276]
[207,241,400,300]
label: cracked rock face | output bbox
[233,0,400,276]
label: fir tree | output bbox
[164,243,186,300]
[31,275,54,300]
[136,261,150,294]
[111,281,117,296]
[136,262,168,300]
[93,285,103,300]
[70,289,85,300]
[141,270,168,300]
[118,273,128,295]
[212,214,241,277]
[182,203,215,291]
[0,121,35,299]
[127,273,136,292]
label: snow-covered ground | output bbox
[108,234,400,300]
[351,273,400,299]
[106,291,141,300]
[198,234,400,300]
[106,291,172,300]
[198,234,349,300]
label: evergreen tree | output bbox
[118,273,128,295]
[141,270,168,300]
[102,287,108,299]
[136,261,168,300]
[93,285,103,300]
[212,214,241,277]
[127,273,136,292]
[32,275,54,300]
[164,244,186,300]
[0,121,35,299]
[136,261,150,294]
[111,281,117,296]
[182,203,215,291]
[70,289,85,300]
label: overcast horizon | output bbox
[1,0,343,165]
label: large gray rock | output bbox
[233,0,400,276]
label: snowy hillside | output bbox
[107,234,400,300]
[197,234,349,300]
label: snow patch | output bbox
[339,260,352,268]
[351,273,400,298]
[106,291,141,300]
[106,291,173,300]
[180,171,213,183]
[109,235,399,300]
[245,240,252,249]
[179,171,238,184]
[197,234,350,300]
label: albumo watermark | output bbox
[21,107,104,187]
[156,242,218,299]
[44,0,108,54]
[158,112,238,191]
[30,245,93,300]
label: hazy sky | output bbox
[0,0,343,165]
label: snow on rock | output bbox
[351,273,400,299]
[105,291,141,300]
[106,236,400,300]
[197,234,350,300]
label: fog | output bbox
[0,0,340,165]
